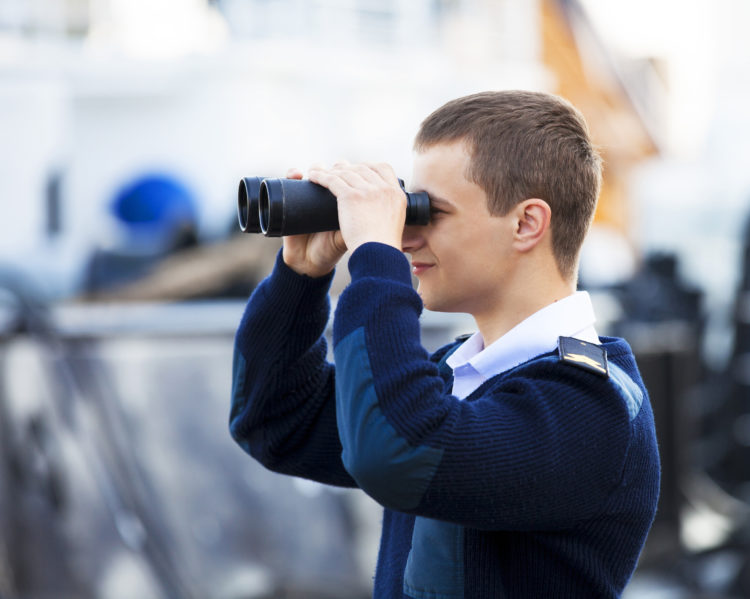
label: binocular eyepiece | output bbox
[237,176,430,237]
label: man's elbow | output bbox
[341,442,444,511]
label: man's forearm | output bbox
[230,250,356,487]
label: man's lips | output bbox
[411,262,434,276]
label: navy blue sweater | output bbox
[230,243,660,598]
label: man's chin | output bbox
[419,292,443,313]
[417,288,432,310]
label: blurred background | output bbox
[1,0,750,597]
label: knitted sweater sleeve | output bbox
[333,243,637,530]
[229,250,356,487]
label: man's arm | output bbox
[229,250,357,488]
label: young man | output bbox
[230,90,660,598]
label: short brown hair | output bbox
[414,90,602,281]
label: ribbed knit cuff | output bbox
[347,242,412,286]
[334,243,420,347]
[266,248,336,301]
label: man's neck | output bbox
[473,271,575,347]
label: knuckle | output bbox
[349,189,366,202]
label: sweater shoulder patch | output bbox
[557,336,609,378]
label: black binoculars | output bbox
[237,176,430,237]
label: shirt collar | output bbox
[446,291,599,377]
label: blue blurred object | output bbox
[84,173,200,296]
[110,174,199,253]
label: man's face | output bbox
[403,141,517,317]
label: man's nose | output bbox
[401,224,426,253]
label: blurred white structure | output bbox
[0,0,546,298]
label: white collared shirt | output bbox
[446,291,600,399]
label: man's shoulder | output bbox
[490,336,636,383]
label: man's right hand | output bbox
[281,168,347,278]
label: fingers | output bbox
[329,161,397,185]
[285,167,304,180]
[308,162,398,197]
[364,162,399,186]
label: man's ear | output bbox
[512,198,551,252]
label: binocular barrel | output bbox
[238,176,430,237]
